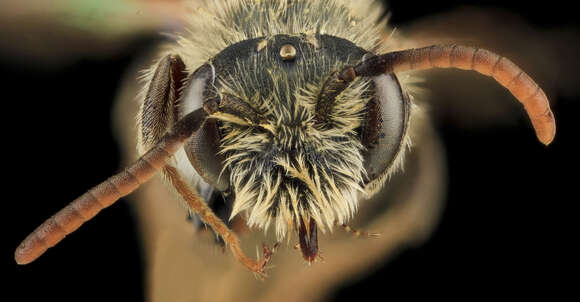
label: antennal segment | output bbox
[15,108,208,265]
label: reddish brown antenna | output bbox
[319,45,556,145]
[14,108,208,265]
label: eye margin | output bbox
[180,64,230,192]
[360,73,411,193]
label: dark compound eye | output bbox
[361,73,410,187]
[180,64,230,191]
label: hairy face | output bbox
[173,2,411,256]
[207,35,371,239]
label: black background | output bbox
[3,1,577,301]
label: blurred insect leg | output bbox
[163,166,276,277]
[14,108,208,265]
[340,224,381,239]
[191,190,239,247]
[186,187,214,231]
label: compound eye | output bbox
[179,64,229,191]
[361,74,410,188]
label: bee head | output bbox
[181,34,410,246]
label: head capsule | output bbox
[179,34,410,248]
